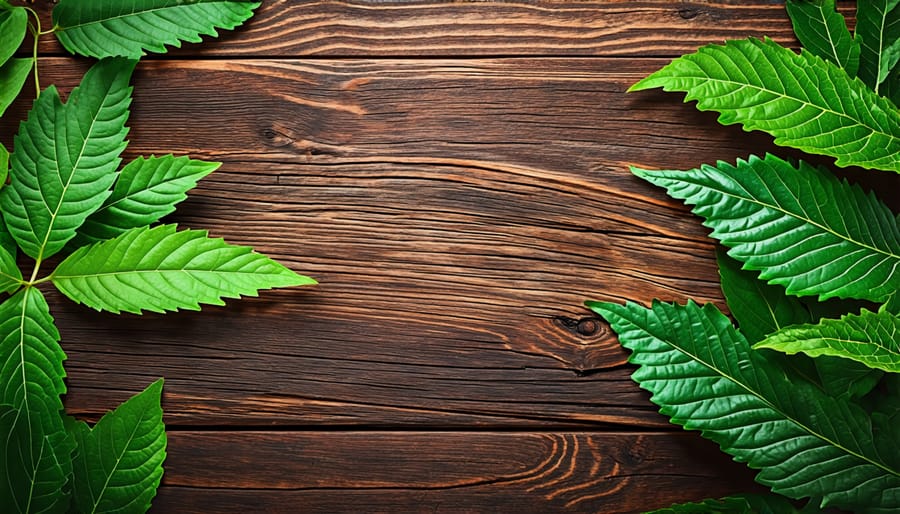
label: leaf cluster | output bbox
[589,1,900,512]
[0,1,315,512]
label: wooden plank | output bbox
[0,58,755,427]
[29,0,800,58]
[152,431,760,513]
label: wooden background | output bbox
[1,1,831,512]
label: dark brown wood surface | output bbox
[1,1,812,512]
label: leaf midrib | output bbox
[693,176,900,261]
[36,85,112,266]
[89,409,151,514]
[58,1,241,32]
[645,318,900,480]
[698,75,893,142]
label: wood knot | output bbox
[555,316,604,339]
[676,8,701,20]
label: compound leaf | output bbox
[856,0,900,91]
[52,224,316,314]
[588,299,900,513]
[0,4,27,68]
[630,37,900,173]
[632,154,900,302]
[1,57,135,261]
[53,0,261,59]
[0,58,32,119]
[71,379,166,514]
[756,309,900,373]
[785,0,859,76]
[73,154,220,247]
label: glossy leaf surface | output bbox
[53,0,261,58]
[630,38,900,172]
[785,0,859,76]
[52,224,316,314]
[589,299,900,513]
[632,154,900,302]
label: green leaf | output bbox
[0,57,32,119]
[0,399,74,514]
[53,0,261,59]
[0,288,65,414]
[645,492,804,513]
[71,378,166,514]
[814,354,883,400]
[0,4,26,68]
[630,37,900,173]
[856,0,900,91]
[588,299,900,513]
[755,309,900,373]
[1,57,135,261]
[717,248,810,343]
[52,224,317,314]
[0,288,72,513]
[632,154,900,302]
[0,243,21,295]
[785,0,859,76]
[0,142,8,187]
[73,154,220,247]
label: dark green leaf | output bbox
[588,299,900,513]
[0,4,26,68]
[646,492,804,513]
[856,0,900,91]
[717,248,810,343]
[1,57,135,260]
[52,224,316,314]
[785,0,859,76]
[814,355,883,400]
[632,154,900,302]
[72,379,166,514]
[0,399,74,514]
[73,154,220,247]
[0,57,32,118]
[630,38,900,173]
[755,309,900,373]
[53,0,261,59]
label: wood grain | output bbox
[28,0,801,58]
[0,1,835,510]
[153,431,760,513]
[0,57,765,427]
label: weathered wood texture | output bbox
[0,1,828,512]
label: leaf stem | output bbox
[23,7,41,97]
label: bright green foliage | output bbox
[0,3,27,67]
[70,379,166,514]
[53,0,261,59]
[785,0,859,76]
[0,142,7,188]
[52,224,316,314]
[716,249,810,343]
[0,58,32,118]
[0,288,65,415]
[0,288,72,514]
[0,397,74,514]
[645,492,807,513]
[630,38,900,173]
[717,249,883,400]
[73,155,221,246]
[1,58,136,261]
[0,244,21,294]
[588,300,900,513]
[756,309,900,373]
[632,154,900,302]
[856,0,900,91]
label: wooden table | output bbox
[3,1,811,512]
